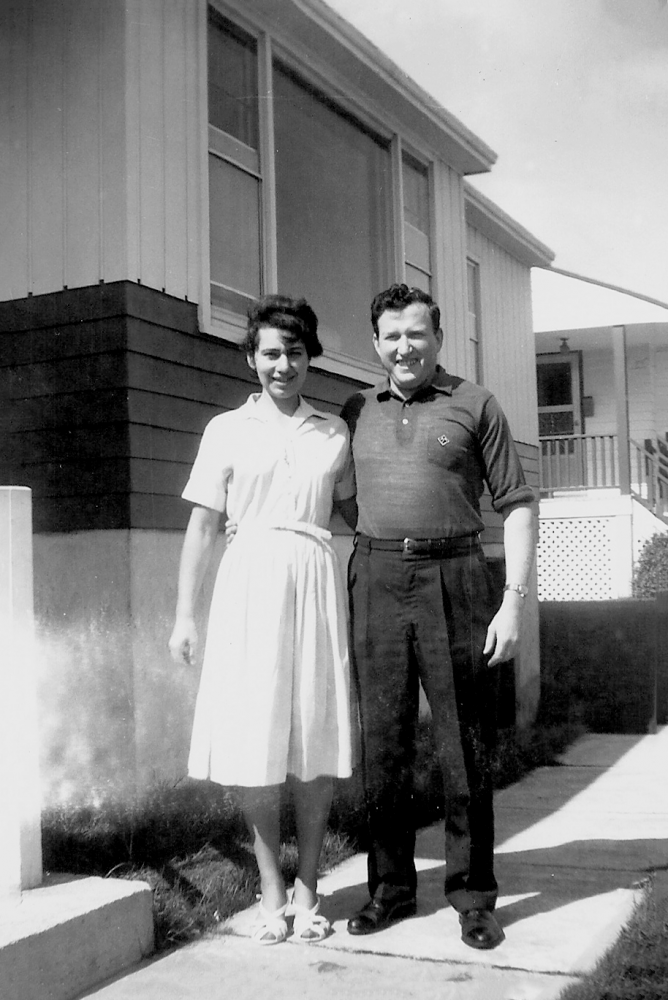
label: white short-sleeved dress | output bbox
[182,392,356,787]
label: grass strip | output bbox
[558,877,668,1000]
[41,719,583,951]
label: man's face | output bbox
[373,302,443,397]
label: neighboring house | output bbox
[536,322,668,601]
[0,0,553,805]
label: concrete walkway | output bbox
[78,727,668,1000]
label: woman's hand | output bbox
[224,519,238,544]
[169,616,198,666]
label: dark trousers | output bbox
[348,538,500,913]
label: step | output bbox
[0,874,154,1000]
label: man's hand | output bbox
[169,616,198,666]
[483,593,524,666]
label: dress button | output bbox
[402,418,408,425]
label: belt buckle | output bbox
[403,537,416,554]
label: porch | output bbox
[537,435,668,601]
[539,432,668,521]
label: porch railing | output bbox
[630,438,668,520]
[539,434,618,492]
[539,433,668,520]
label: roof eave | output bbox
[465,183,554,267]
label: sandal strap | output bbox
[292,897,331,941]
[252,898,288,945]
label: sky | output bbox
[326,0,668,331]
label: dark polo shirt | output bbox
[340,367,535,539]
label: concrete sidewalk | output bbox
[78,727,668,1000]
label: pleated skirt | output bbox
[188,525,354,787]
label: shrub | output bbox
[633,533,668,599]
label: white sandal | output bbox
[292,896,331,942]
[251,897,289,945]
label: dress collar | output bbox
[243,392,326,427]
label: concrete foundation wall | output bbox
[34,525,539,806]
[33,529,224,806]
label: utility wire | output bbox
[541,265,668,313]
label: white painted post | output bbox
[0,487,42,898]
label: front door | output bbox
[537,351,583,489]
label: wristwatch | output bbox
[503,583,529,599]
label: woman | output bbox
[169,294,356,945]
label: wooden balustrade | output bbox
[539,433,668,520]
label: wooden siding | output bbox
[0,0,203,305]
[579,343,668,444]
[466,222,538,446]
[0,282,367,533]
[2,280,534,538]
[432,161,469,381]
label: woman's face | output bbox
[247,326,309,410]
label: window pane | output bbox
[274,65,393,365]
[406,264,430,293]
[208,11,258,149]
[403,156,430,233]
[209,154,261,298]
[405,224,430,273]
[537,363,573,407]
[539,411,575,436]
[467,260,482,383]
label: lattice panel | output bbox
[538,518,613,601]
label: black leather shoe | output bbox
[459,908,505,950]
[347,896,417,936]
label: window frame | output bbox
[203,2,439,383]
[466,256,483,384]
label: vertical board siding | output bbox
[29,0,66,295]
[1,0,202,304]
[2,2,30,298]
[99,1,128,283]
[432,161,468,379]
[64,0,103,288]
[1,0,129,300]
[126,0,202,299]
[137,0,166,292]
[164,0,190,301]
[467,222,538,444]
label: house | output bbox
[536,322,668,600]
[0,0,553,805]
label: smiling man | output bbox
[340,283,537,950]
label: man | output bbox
[340,283,537,950]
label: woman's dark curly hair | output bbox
[243,294,323,359]
[370,283,440,336]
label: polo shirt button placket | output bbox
[397,401,413,443]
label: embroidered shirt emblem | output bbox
[437,434,449,446]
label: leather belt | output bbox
[354,533,478,556]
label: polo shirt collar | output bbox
[375,366,455,401]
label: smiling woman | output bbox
[243,295,321,417]
[247,330,309,414]
[168,293,356,944]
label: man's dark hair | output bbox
[244,294,323,359]
[370,283,441,336]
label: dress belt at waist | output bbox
[236,520,332,542]
[354,533,478,556]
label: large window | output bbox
[206,8,436,373]
[273,65,392,366]
[208,11,262,314]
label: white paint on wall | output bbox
[0,488,42,895]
